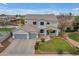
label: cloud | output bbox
[69,8,79,15]
[0,8,61,15]
[72,8,79,11]
[48,10,60,15]
[2,3,8,5]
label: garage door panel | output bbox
[29,33,37,39]
[15,34,27,39]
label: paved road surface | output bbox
[0,39,36,56]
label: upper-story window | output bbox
[40,22,44,25]
[33,21,36,25]
[47,22,50,25]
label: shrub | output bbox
[50,36,53,38]
[57,49,63,54]
[65,27,75,32]
[41,38,45,42]
[71,49,79,55]
[34,41,40,50]
[65,27,71,32]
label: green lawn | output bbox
[68,33,79,42]
[38,37,78,54]
[0,28,15,32]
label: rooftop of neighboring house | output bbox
[0,15,16,21]
[0,15,16,17]
[0,15,22,23]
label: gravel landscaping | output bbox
[0,37,13,53]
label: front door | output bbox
[47,30,49,35]
[29,33,37,39]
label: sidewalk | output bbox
[63,34,79,48]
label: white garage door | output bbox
[15,34,27,39]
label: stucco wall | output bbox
[25,19,59,36]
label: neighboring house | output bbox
[0,15,16,22]
[0,15,20,26]
[13,14,59,39]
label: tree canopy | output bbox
[74,16,79,23]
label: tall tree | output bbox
[58,14,74,36]
[73,16,79,31]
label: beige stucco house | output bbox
[13,14,59,39]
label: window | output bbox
[40,22,44,25]
[47,22,50,24]
[40,29,44,33]
[51,30,56,33]
[33,21,36,25]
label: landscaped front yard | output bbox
[38,37,79,54]
[68,33,79,42]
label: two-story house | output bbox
[13,14,59,39]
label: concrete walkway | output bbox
[63,34,79,48]
[0,39,36,56]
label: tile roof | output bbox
[22,24,38,32]
[25,14,58,22]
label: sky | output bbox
[0,3,79,15]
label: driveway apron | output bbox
[0,39,36,56]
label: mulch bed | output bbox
[35,50,69,54]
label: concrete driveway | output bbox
[0,39,36,56]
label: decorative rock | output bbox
[0,43,4,47]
